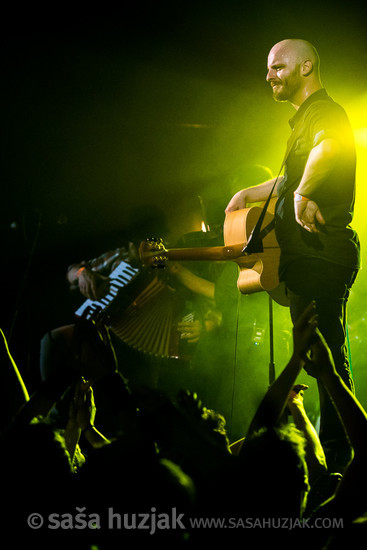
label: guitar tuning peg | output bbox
[146,237,164,251]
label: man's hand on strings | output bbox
[294,198,326,233]
[225,189,247,214]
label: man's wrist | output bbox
[288,401,305,414]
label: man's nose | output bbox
[266,68,275,81]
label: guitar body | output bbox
[224,198,288,305]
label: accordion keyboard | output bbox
[75,261,140,321]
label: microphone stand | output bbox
[268,295,275,385]
[239,179,279,386]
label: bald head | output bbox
[267,39,322,107]
[271,39,320,77]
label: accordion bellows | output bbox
[109,274,183,358]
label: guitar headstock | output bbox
[139,238,168,268]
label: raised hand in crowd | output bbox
[303,328,367,523]
[287,384,327,484]
[64,378,110,466]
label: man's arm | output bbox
[307,330,367,459]
[168,263,219,343]
[296,138,340,198]
[225,176,283,214]
[306,329,367,519]
[293,138,340,233]
[168,263,215,299]
[287,384,327,483]
[65,379,111,455]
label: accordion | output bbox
[75,261,187,359]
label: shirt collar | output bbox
[289,88,329,129]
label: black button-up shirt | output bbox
[275,89,360,279]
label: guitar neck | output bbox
[165,243,244,262]
[139,241,259,269]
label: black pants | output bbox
[284,258,358,470]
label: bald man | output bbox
[226,39,360,473]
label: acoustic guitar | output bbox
[139,198,289,307]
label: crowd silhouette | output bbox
[1,298,367,549]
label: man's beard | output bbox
[271,71,301,102]
[271,82,292,102]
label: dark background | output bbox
[3,1,367,434]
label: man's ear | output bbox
[301,60,313,76]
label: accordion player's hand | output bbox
[177,320,203,344]
[78,269,110,301]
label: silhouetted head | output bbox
[239,424,310,517]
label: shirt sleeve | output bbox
[307,100,353,149]
[88,247,130,274]
[67,247,131,292]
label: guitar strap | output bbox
[242,124,302,255]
